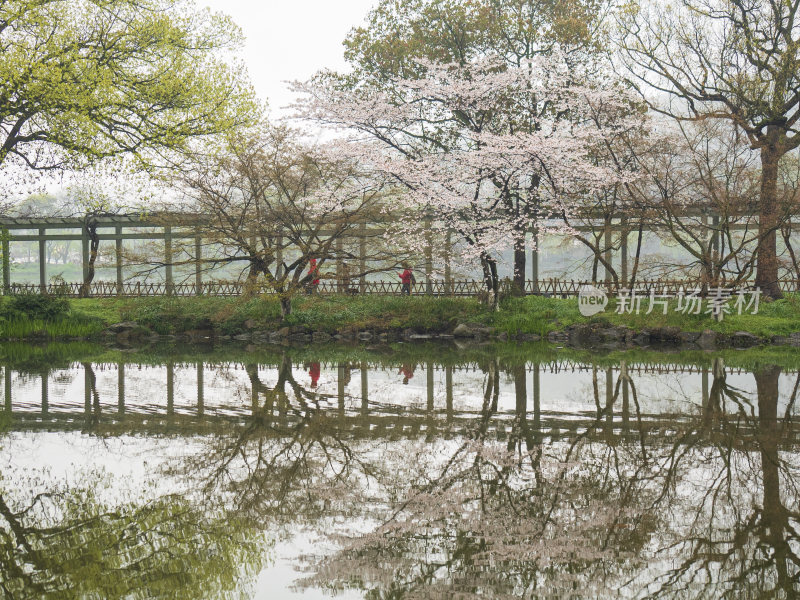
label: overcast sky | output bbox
[201,0,378,117]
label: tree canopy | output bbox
[0,0,257,179]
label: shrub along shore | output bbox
[2,294,800,349]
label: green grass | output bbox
[0,291,797,341]
[491,293,800,338]
[0,314,105,339]
[0,295,105,339]
[67,295,488,335]
[284,295,486,332]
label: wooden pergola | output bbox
[0,211,784,296]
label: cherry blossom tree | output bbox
[168,123,388,317]
[342,0,614,293]
[294,55,642,306]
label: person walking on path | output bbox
[306,258,320,294]
[398,264,415,295]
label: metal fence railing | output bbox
[3,278,799,297]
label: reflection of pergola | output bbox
[4,360,800,448]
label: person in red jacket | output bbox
[306,258,320,294]
[308,362,320,388]
[397,264,415,295]
[398,363,415,384]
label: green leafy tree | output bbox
[0,0,256,181]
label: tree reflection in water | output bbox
[0,470,266,598]
[291,358,658,598]
[180,355,799,599]
[181,354,388,529]
[639,362,800,599]
[3,350,800,598]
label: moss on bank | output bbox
[2,292,800,340]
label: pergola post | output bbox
[620,221,629,287]
[711,214,720,255]
[531,227,540,294]
[604,218,613,285]
[444,230,452,295]
[359,221,367,293]
[115,225,124,296]
[194,233,203,295]
[336,237,344,293]
[424,219,433,295]
[2,229,9,294]
[276,235,283,279]
[164,226,173,296]
[81,224,90,290]
[38,228,46,292]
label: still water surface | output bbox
[1,343,798,598]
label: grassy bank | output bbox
[2,292,800,340]
[493,294,800,338]
[72,295,487,335]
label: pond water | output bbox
[1,342,799,599]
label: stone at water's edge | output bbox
[453,323,496,338]
[107,321,139,333]
[697,329,717,350]
[453,323,472,337]
[770,332,800,347]
[730,331,762,348]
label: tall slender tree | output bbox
[618,0,800,298]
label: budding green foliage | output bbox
[0,0,258,175]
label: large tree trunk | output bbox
[629,222,644,289]
[481,256,500,311]
[79,219,99,298]
[512,228,526,297]
[756,137,783,299]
